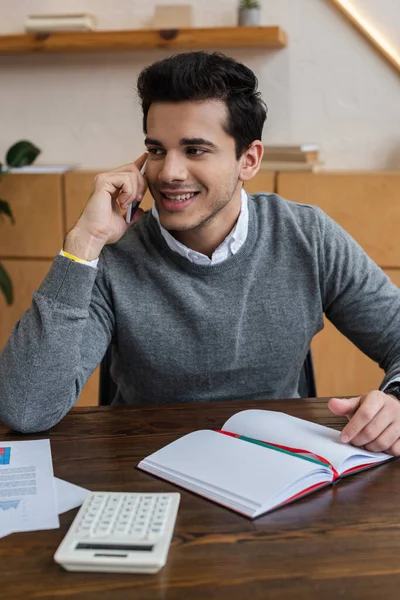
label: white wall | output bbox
[0,0,399,170]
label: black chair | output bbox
[99,347,317,405]
[298,349,317,398]
[99,345,118,406]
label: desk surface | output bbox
[0,397,399,599]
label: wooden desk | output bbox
[0,398,399,599]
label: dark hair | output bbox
[136,51,267,160]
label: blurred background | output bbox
[1,0,399,169]
[0,0,399,406]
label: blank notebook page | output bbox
[140,430,330,508]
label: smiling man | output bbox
[1,51,400,456]
[144,100,250,257]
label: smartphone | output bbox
[125,163,147,224]
[125,200,140,224]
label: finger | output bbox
[389,438,400,457]
[116,176,135,207]
[328,397,361,419]
[364,422,400,453]
[350,405,394,447]
[94,173,133,199]
[116,172,147,209]
[134,175,148,205]
[340,395,384,443]
[134,151,148,171]
[111,152,148,174]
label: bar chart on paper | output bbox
[0,500,20,511]
[0,447,11,465]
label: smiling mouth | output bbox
[160,191,200,202]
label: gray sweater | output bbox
[1,193,400,433]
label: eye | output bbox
[147,147,165,156]
[186,148,206,156]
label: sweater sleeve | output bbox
[316,207,400,390]
[0,254,114,433]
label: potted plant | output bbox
[0,140,41,305]
[238,0,261,26]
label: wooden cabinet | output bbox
[0,174,97,406]
[276,172,400,397]
[0,174,64,257]
[0,175,64,363]
[310,268,400,399]
[244,171,275,195]
[0,260,52,349]
[2,170,398,406]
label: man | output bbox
[1,51,400,455]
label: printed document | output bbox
[0,439,59,534]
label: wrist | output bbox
[64,226,106,262]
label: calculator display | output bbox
[76,542,154,552]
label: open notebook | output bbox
[137,409,393,518]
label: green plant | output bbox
[0,140,41,305]
[239,0,260,9]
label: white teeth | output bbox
[164,192,197,201]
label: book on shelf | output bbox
[25,14,96,33]
[138,409,393,519]
[263,144,319,154]
[262,150,319,163]
[262,144,320,164]
[259,161,323,172]
[153,5,193,29]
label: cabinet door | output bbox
[0,260,51,350]
[276,172,400,397]
[312,270,400,397]
[0,175,64,258]
[64,171,154,232]
[0,259,99,407]
[244,171,275,195]
[277,172,400,267]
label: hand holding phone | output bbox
[125,200,140,224]
[125,163,147,224]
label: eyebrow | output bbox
[144,137,217,149]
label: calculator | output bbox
[54,492,180,574]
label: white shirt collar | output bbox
[151,188,249,265]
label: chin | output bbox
[158,215,192,232]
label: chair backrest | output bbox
[298,349,317,398]
[99,345,118,406]
[98,347,317,405]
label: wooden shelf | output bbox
[0,26,287,55]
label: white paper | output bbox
[0,478,89,539]
[55,477,90,514]
[0,439,59,534]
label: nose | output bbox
[157,153,188,183]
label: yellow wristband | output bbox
[62,250,90,264]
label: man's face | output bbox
[144,100,243,235]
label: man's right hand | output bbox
[63,153,148,261]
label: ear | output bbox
[238,141,264,183]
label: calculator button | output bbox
[76,525,91,534]
[114,525,128,534]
